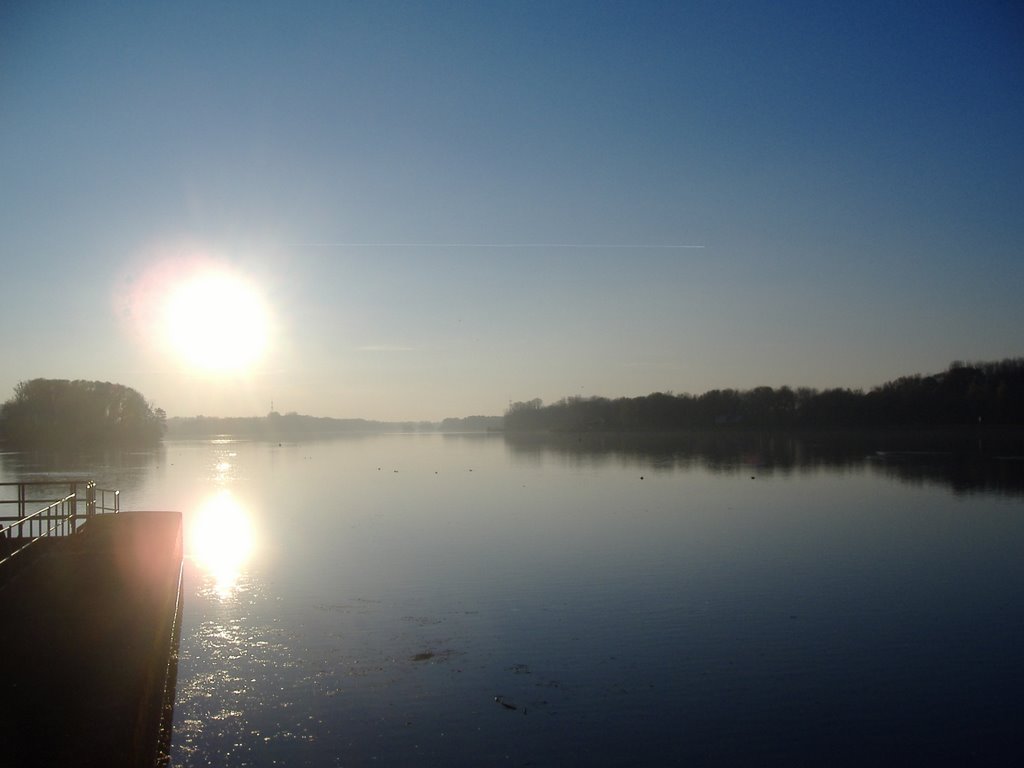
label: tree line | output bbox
[165,412,503,438]
[166,411,436,438]
[504,359,1024,432]
[0,378,166,449]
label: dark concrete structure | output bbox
[0,511,183,767]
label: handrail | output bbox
[0,494,77,569]
[95,487,120,516]
[0,480,122,571]
[0,480,94,516]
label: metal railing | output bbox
[0,480,120,570]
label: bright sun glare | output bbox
[191,490,255,597]
[163,269,269,374]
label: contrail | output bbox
[290,242,705,249]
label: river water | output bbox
[2,432,1022,766]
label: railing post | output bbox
[70,482,79,532]
[87,482,96,522]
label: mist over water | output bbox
[2,433,1022,765]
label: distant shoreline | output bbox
[163,412,503,439]
[157,421,1024,446]
[500,423,1024,445]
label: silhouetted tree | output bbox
[0,379,165,449]
[502,358,1024,432]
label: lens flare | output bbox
[117,247,276,378]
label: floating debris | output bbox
[410,648,460,663]
[494,696,517,711]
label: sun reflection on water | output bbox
[190,490,256,599]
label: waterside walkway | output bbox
[0,508,183,767]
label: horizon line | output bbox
[289,242,706,249]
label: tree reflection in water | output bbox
[500,429,1024,496]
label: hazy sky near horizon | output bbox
[2,1,1022,420]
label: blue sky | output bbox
[1,1,1021,420]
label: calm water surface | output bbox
[3,433,1023,766]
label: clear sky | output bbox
[2,1,1021,421]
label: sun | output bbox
[162,268,270,374]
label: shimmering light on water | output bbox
[189,490,255,599]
